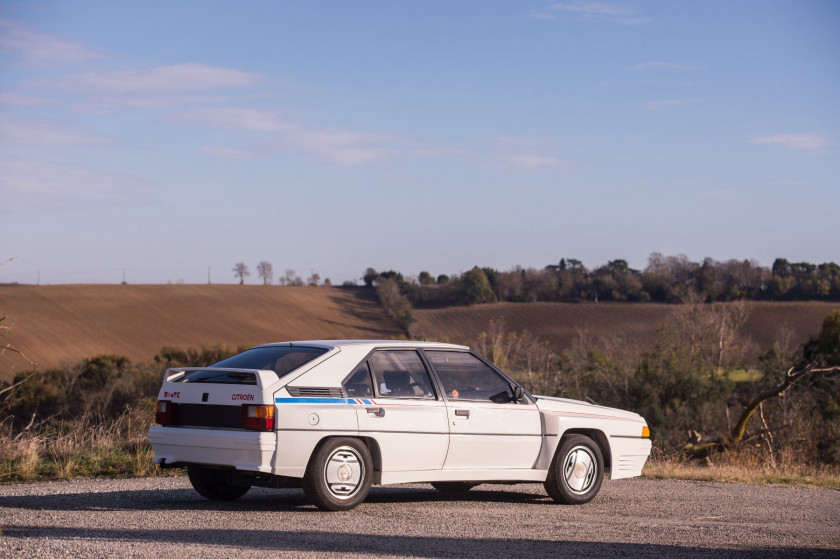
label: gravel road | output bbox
[1,476,838,558]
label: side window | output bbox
[369,351,436,399]
[426,351,513,403]
[343,362,374,398]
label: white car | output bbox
[149,340,651,511]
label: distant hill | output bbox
[2,285,836,381]
[412,301,839,361]
[0,285,400,380]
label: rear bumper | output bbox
[609,436,652,480]
[148,426,275,473]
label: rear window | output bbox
[176,346,327,384]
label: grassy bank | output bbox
[0,406,180,482]
[643,452,840,490]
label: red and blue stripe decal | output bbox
[275,397,374,405]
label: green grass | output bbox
[724,368,762,382]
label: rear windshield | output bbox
[176,346,328,384]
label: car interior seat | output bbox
[383,371,413,397]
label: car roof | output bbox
[255,339,469,351]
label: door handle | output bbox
[454,409,470,418]
[365,407,384,417]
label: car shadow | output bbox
[2,524,833,558]
[0,484,549,513]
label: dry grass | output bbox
[0,407,179,482]
[643,449,840,490]
[0,285,400,380]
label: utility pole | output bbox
[208,266,211,284]
[37,270,40,285]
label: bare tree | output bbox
[256,261,274,285]
[232,262,250,285]
[0,314,37,383]
[283,269,302,286]
[308,272,320,286]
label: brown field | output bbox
[412,300,840,360]
[0,284,400,380]
[2,284,837,381]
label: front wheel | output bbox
[187,465,250,501]
[303,437,373,511]
[544,435,604,505]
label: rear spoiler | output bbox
[163,367,280,389]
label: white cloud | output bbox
[176,107,397,164]
[700,189,731,199]
[627,61,689,71]
[282,127,394,165]
[488,137,569,170]
[644,98,698,111]
[534,2,650,24]
[1,158,151,211]
[0,19,100,67]
[0,114,113,145]
[748,134,831,151]
[44,63,264,96]
[530,11,560,20]
[507,153,566,169]
[0,92,59,107]
[176,107,288,132]
[199,146,254,160]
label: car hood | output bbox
[533,395,644,423]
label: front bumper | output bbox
[148,426,276,473]
[609,436,653,480]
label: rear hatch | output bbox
[154,343,334,430]
[155,368,280,430]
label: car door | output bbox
[348,350,449,472]
[424,350,542,471]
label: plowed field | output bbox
[2,284,837,381]
[0,285,399,379]
[412,301,839,358]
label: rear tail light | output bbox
[156,400,178,425]
[241,404,275,431]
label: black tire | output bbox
[544,434,604,505]
[187,465,250,501]
[303,437,373,511]
[430,482,478,493]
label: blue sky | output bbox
[1,1,838,285]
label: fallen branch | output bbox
[684,362,839,459]
[730,363,840,443]
[0,371,36,398]
[13,412,37,440]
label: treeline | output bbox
[363,254,840,308]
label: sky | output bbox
[1,1,838,285]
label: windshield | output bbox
[177,346,328,384]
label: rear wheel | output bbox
[544,435,604,505]
[303,437,373,511]
[430,482,478,493]
[187,465,250,501]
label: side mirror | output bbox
[512,385,524,402]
